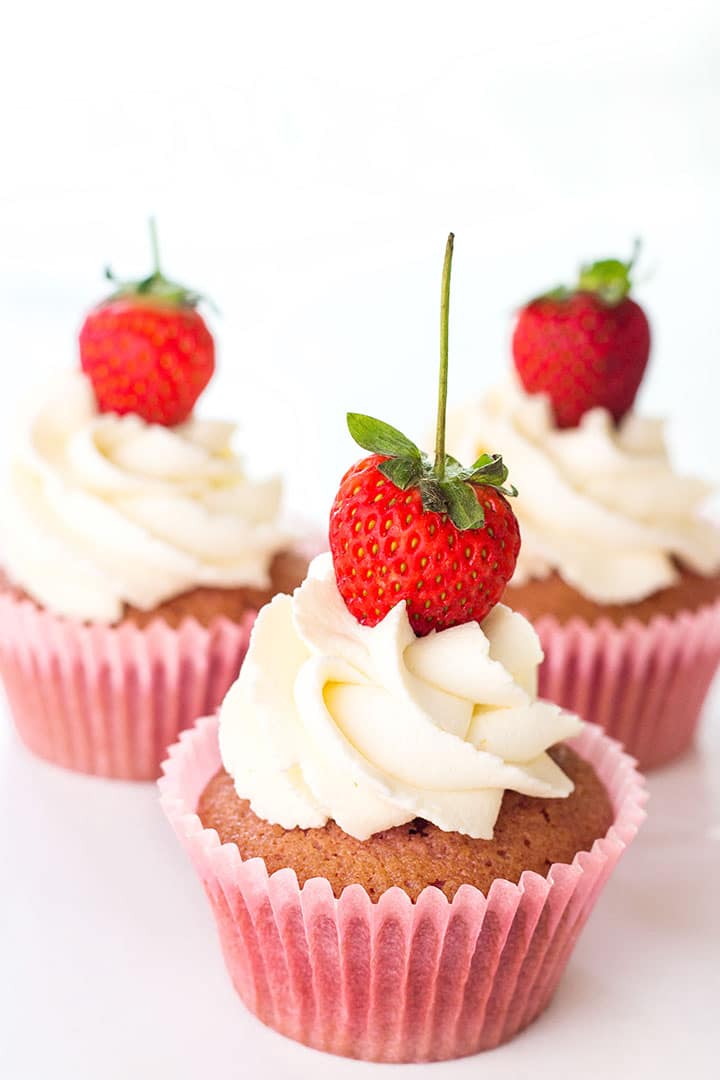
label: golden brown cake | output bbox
[503,565,720,628]
[198,744,612,902]
[0,549,309,630]
[122,550,309,628]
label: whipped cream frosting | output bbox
[449,380,720,604]
[1,371,287,623]
[219,553,581,841]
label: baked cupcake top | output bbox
[449,379,720,604]
[219,235,582,843]
[0,224,287,623]
[450,248,720,605]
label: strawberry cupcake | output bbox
[0,226,307,779]
[449,250,720,769]
[160,236,645,1063]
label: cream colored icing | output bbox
[1,371,287,622]
[219,553,581,841]
[448,380,720,604]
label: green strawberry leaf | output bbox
[378,454,425,490]
[470,452,494,471]
[438,479,486,530]
[578,258,632,305]
[102,220,213,311]
[468,453,509,487]
[535,241,642,308]
[439,454,468,481]
[418,477,447,515]
[347,413,422,459]
[348,418,517,526]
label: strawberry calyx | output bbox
[346,233,517,532]
[347,414,515,530]
[101,218,208,310]
[538,239,642,308]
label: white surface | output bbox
[1,690,718,1080]
[2,2,720,1075]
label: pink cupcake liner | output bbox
[159,715,646,1063]
[534,597,720,771]
[0,592,255,780]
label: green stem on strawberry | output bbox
[102,220,207,309]
[542,240,644,308]
[345,233,517,532]
[434,232,454,481]
[148,216,162,277]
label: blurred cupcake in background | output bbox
[450,248,720,769]
[160,236,646,1063]
[0,225,308,779]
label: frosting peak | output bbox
[1,371,287,623]
[449,381,720,604]
[219,553,581,841]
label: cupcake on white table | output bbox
[0,225,307,779]
[449,250,720,768]
[160,235,646,1062]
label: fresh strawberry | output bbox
[330,451,520,635]
[79,221,215,426]
[512,246,651,428]
[329,234,521,636]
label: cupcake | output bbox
[450,250,720,769]
[0,226,308,779]
[160,235,645,1063]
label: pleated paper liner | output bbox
[159,715,646,1063]
[0,592,255,780]
[534,597,720,771]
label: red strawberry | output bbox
[329,234,521,637]
[329,452,520,635]
[512,247,650,429]
[79,221,215,426]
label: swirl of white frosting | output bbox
[219,553,581,841]
[448,380,720,604]
[1,371,287,623]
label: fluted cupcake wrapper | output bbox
[0,593,256,780]
[159,715,646,1063]
[535,598,720,771]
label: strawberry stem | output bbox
[434,232,454,480]
[100,221,214,310]
[149,217,162,277]
[345,232,516,530]
[627,236,641,272]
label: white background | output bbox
[1,2,719,1076]
[1,1,719,516]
